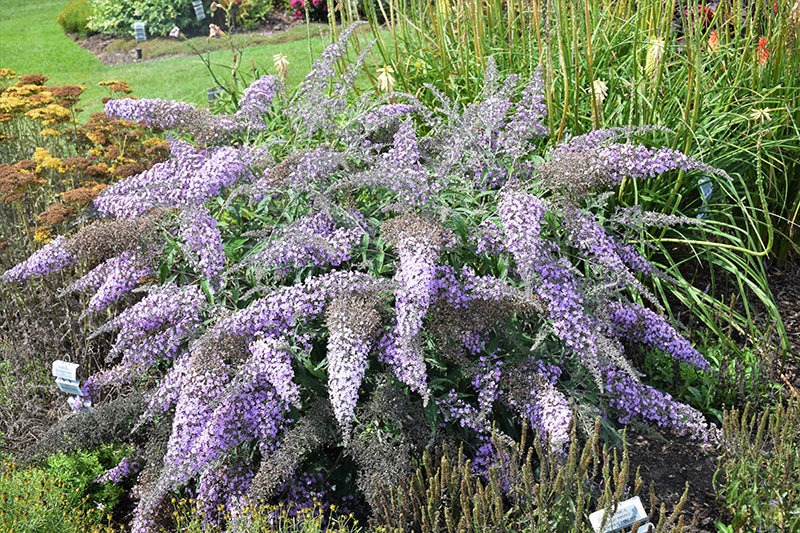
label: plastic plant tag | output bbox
[52,360,79,381]
[193,0,206,20]
[589,496,652,533]
[133,22,147,42]
[55,377,84,396]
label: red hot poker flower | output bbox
[758,37,769,65]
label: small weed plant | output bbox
[0,445,133,533]
[714,396,800,533]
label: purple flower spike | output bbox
[603,365,718,441]
[0,235,75,283]
[607,300,710,371]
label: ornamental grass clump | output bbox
[375,421,691,533]
[3,27,729,531]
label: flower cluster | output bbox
[606,300,710,371]
[235,75,284,123]
[97,451,145,484]
[85,283,206,400]
[536,126,728,196]
[381,213,451,401]
[504,369,571,449]
[61,249,154,315]
[179,206,226,283]
[325,292,382,442]
[0,235,74,282]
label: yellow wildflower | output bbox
[377,65,396,94]
[40,128,62,136]
[750,107,771,124]
[0,95,27,114]
[0,68,15,78]
[33,147,52,163]
[273,53,289,82]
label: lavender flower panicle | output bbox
[92,282,204,364]
[286,22,367,138]
[502,367,571,449]
[0,235,74,283]
[499,189,604,384]
[94,141,256,217]
[246,335,300,407]
[537,127,729,195]
[333,119,434,210]
[239,212,363,280]
[326,292,382,442]
[381,214,452,403]
[81,250,154,315]
[96,451,144,484]
[603,365,717,441]
[105,95,268,143]
[564,208,659,307]
[235,74,284,123]
[606,300,710,371]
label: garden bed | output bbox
[73,9,301,66]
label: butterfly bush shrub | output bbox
[2,25,728,532]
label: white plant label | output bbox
[589,496,652,533]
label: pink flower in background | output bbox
[169,26,181,38]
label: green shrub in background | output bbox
[57,0,95,36]
[211,0,276,31]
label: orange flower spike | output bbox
[757,37,769,65]
[708,30,719,51]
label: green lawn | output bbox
[0,0,361,114]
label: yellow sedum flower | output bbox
[40,128,62,136]
[33,227,52,243]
